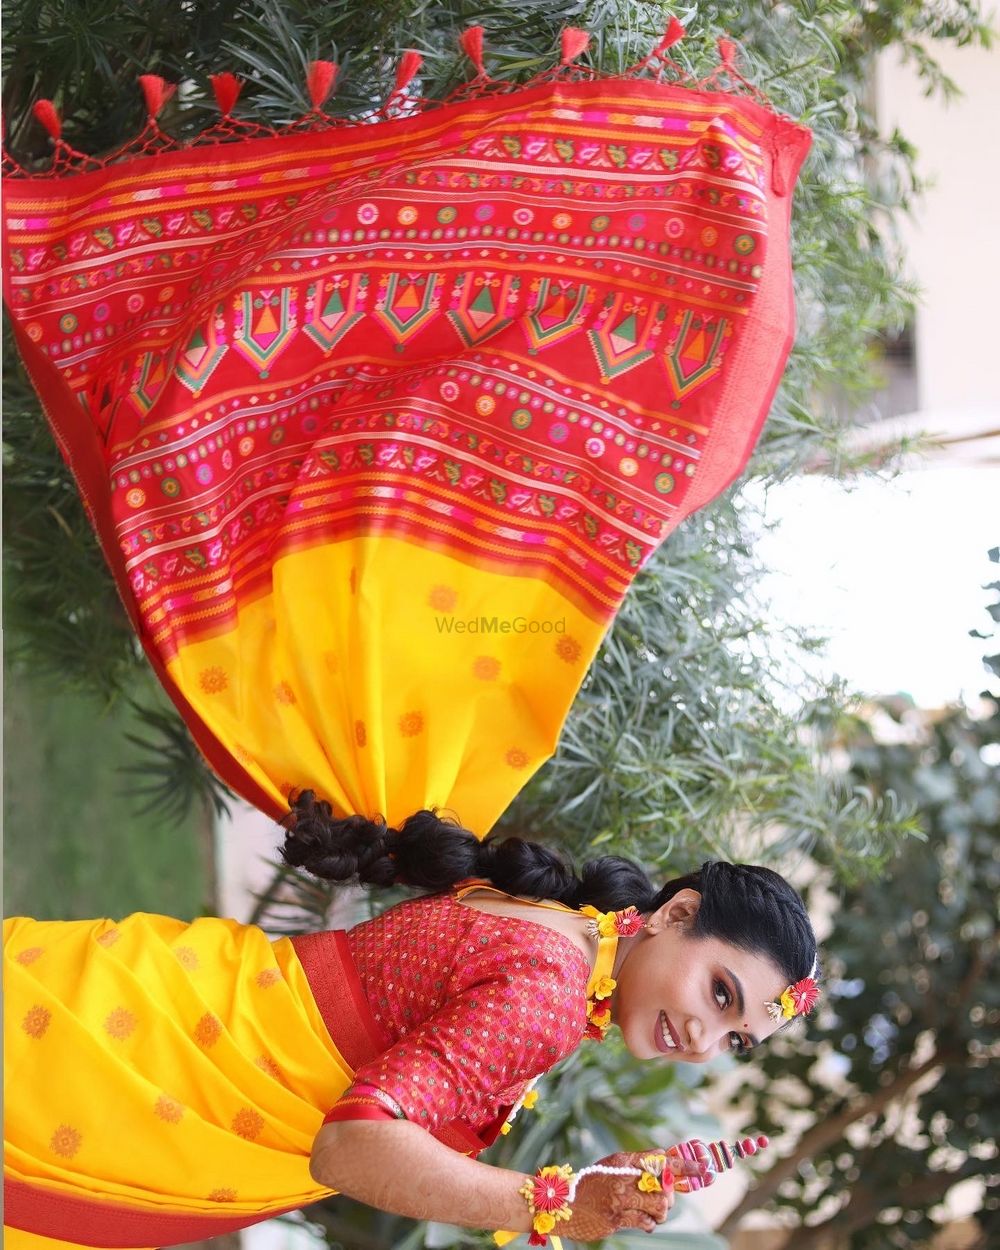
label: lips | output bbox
[655,1010,684,1054]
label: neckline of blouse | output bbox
[449,880,618,1001]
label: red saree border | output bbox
[3,77,798,198]
[292,913,512,1157]
[1,1174,304,1247]
[290,929,391,1068]
[4,315,284,822]
[672,116,808,524]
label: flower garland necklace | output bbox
[499,903,644,1140]
[579,904,644,1041]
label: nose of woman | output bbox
[684,1015,728,1058]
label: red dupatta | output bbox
[2,27,810,833]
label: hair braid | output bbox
[279,797,817,985]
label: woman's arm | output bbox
[312,1121,693,1238]
[311,1118,534,1233]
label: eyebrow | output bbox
[724,967,760,1049]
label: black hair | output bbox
[280,793,817,986]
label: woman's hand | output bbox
[560,1150,713,1240]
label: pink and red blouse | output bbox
[291,890,592,1155]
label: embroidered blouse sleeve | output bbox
[324,940,588,1131]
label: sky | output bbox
[745,466,998,710]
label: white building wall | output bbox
[875,39,1000,424]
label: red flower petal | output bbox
[613,907,644,936]
[790,978,819,1014]
[532,1175,570,1212]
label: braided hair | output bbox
[280,793,817,986]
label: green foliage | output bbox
[119,702,235,825]
[500,500,921,881]
[2,663,211,921]
[972,546,1000,683]
[719,681,1000,1247]
[2,327,138,700]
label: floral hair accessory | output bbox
[765,976,819,1022]
[581,904,645,938]
[517,1164,575,1245]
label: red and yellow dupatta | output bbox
[2,31,810,836]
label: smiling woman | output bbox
[3,799,819,1249]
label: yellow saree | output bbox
[4,913,346,1246]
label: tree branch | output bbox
[777,1157,985,1250]
[718,1053,941,1236]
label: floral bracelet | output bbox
[514,1156,667,1246]
[518,1164,575,1244]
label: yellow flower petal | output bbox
[594,975,617,1000]
[598,916,619,937]
[780,988,796,1019]
[500,1122,512,1135]
[638,1173,663,1193]
[534,1213,556,1234]
[522,1090,539,1109]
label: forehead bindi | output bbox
[717,951,787,1039]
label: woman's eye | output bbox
[713,979,731,1011]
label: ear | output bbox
[646,888,701,933]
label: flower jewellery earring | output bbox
[578,905,645,1041]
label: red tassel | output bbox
[306,60,339,110]
[32,99,61,141]
[210,71,242,117]
[717,37,738,70]
[138,75,176,119]
[137,75,172,119]
[394,50,423,93]
[560,27,591,65]
[662,17,686,49]
[459,26,486,76]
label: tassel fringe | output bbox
[9,26,781,178]
[137,75,175,120]
[306,61,339,111]
[32,99,61,141]
[459,25,487,77]
[560,28,591,65]
[211,72,243,117]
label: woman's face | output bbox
[611,888,788,1063]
